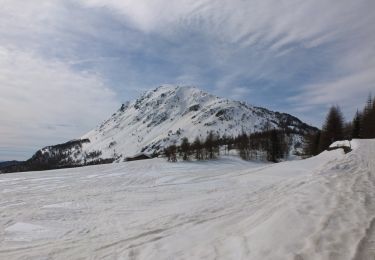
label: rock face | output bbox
[3,85,318,172]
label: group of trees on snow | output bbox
[304,94,375,156]
[235,130,290,162]
[164,132,220,162]
[164,129,292,163]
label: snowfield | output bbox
[1,139,374,260]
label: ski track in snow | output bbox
[0,140,374,260]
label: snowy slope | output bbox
[73,85,315,162]
[1,139,374,259]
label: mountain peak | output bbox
[142,85,210,103]
[156,84,199,92]
[24,85,317,167]
[78,85,316,159]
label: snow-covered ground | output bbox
[0,139,374,260]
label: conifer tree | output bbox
[204,131,219,159]
[164,147,171,161]
[267,129,287,162]
[237,132,250,160]
[361,94,375,138]
[319,106,345,152]
[165,144,177,162]
[351,110,362,139]
[179,137,191,161]
[192,137,203,160]
[304,131,321,156]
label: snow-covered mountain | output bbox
[19,85,317,169]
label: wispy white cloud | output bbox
[80,0,375,113]
[0,47,118,160]
[289,68,375,112]
[80,0,374,50]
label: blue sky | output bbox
[1,0,374,160]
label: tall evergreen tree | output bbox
[361,94,375,138]
[268,129,279,162]
[179,137,191,161]
[343,122,353,140]
[237,132,250,160]
[204,131,219,159]
[319,106,345,152]
[165,144,177,162]
[304,131,321,156]
[192,137,203,160]
[351,110,362,138]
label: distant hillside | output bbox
[0,161,24,173]
[0,160,23,168]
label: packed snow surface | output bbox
[1,139,375,260]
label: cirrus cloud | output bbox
[0,47,118,160]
